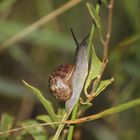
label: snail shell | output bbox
[48,64,74,101]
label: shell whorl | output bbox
[49,64,74,101]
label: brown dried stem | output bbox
[103,0,114,62]
[0,97,140,136]
[87,0,115,102]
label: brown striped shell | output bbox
[48,64,74,101]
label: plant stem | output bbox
[103,0,115,62]
[0,0,81,53]
[1,97,140,135]
[67,103,79,140]
[53,113,68,140]
[87,3,101,57]
[87,0,115,102]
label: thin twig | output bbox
[0,97,140,136]
[87,0,115,102]
[103,0,114,62]
[0,0,81,53]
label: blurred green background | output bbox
[0,0,140,140]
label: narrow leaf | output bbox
[22,80,61,121]
[36,115,52,123]
[86,3,104,44]
[86,3,102,28]
[95,78,114,96]
[0,113,14,137]
[90,46,102,78]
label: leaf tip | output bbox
[22,79,28,86]
[110,77,115,82]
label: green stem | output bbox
[87,4,100,58]
[53,113,68,140]
[67,103,79,140]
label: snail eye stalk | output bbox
[70,28,79,48]
[70,28,89,47]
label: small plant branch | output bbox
[86,61,108,102]
[84,0,102,98]
[53,113,68,140]
[0,0,81,53]
[0,97,140,136]
[87,0,115,102]
[103,0,115,62]
[53,103,79,140]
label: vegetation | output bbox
[0,0,140,140]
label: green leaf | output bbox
[90,46,102,78]
[95,78,114,96]
[0,113,14,138]
[86,3,104,44]
[36,115,52,123]
[22,80,61,121]
[84,45,102,95]
[17,120,47,140]
[86,3,102,29]
[36,115,55,129]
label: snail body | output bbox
[49,64,74,101]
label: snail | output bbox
[48,29,89,108]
